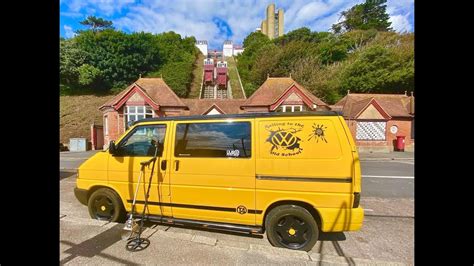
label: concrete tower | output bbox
[266,4,275,39]
[278,8,284,37]
[261,20,267,36]
[259,4,283,39]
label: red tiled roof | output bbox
[180,99,247,115]
[334,93,414,118]
[100,78,186,110]
[242,77,327,107]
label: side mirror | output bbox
[109,140,116,155]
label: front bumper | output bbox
[74,187,88,206]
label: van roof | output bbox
[133,111,341,125]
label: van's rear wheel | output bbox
[88,188,125,222]
[265,205,319,252]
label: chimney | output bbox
[347,90,350,95]
[404,91,407,96]
[139,73,141,78]
[410,91,414,114]
[289,72,292,78]
[267,73,270,79]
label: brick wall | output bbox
[103,109,121,148]
[345,118,414,151]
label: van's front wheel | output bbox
[265,205,319,252]
[88,188,125,222]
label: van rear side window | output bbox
[174,122,251,158]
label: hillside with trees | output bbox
[60,16,198,97]
[236,0,413,104]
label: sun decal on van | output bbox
[265,122,304,156]
[308,123,328,143]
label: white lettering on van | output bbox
[226,149,240,157]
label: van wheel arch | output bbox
[262,201,322,232]
[87,186,125,207]
[87,186,126,222]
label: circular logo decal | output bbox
[236,205,247,215]
[390,125,398,134]
[271,131,298,147]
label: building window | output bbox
[356,121,387,140]
[124,106,153,129]
[104,115,108,135]
[276,105,304,112]
[174,122,251,158]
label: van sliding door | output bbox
[169,119,257,225]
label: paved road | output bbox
[361,160,414,198]
[61,151,414,198]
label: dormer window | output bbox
[125,105,153,128]
[276,105,305,112]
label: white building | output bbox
[233,45,244,56]
[223,40,233,57]
[195,40,208,56]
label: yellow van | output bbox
[74,112,363,251]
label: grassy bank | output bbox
[60,94,116,144]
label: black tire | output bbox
[265,205,319,252]
[88,188,126,222]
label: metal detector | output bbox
[124,137,160,252]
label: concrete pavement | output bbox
[61,174,413,264]
[60,217,407,265]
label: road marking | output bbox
[364,209,374,212]
[362,175,414,179]
[391,161,415,165]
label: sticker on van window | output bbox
[308,123,328,143]
[226,149,240,157]
[265,122,304,156]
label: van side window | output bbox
[116,125,166,157]
[174,122,251,158]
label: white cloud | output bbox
[284,0,360,33]
[390,14,412,32]
[114,0,270,48]
[387,0,414,32]
[64,25,76,38]
[61,0,414,47]
[387,0,414,15]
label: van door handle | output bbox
[161,160,167,171]
[174,160,180,171]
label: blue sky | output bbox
[60,0,414,49]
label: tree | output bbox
[80,16,114,32]
[332,0,392,33]
[339,43,413,94]
[236,26,413,104]
[64,28,198,94]
[78,64,103,88]
[60,39,85,87]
